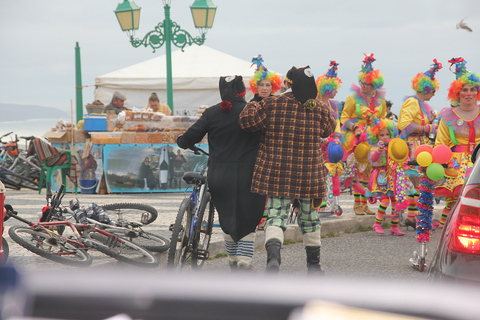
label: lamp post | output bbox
[114,0,217,114]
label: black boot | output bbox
[265,239,282,273]
[306,246,323,274]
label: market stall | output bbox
[43,106,208,194]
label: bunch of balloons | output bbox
[414,144,453,181]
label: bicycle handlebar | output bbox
[190,145,209,156]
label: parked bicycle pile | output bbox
[3,183,169,268]
[0,132,41,191]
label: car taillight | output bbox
[448,185,480,254]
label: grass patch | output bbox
[215,253,227,259]
[283,239,298,245]
[321,232,336,239]
[359,225,372,232]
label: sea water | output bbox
[0,118,61,148]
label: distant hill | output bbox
[0,103,70,122]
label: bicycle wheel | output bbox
[167,198,194,270]
[88,230,159,268]
[9,160,31,180]
[0,168,38,190]
[101,203,158,225]
[107,228,170,253]
[1,237,9,265]
[192,192,214,269]
[8,226,92,267]
[0,174,21,190]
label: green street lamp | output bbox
[114,0,217,114]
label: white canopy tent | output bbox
[94,46,277,115]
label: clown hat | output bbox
[316,61,342,98]
[249,54,282,95]
[285,66,318,110]
[327,142,344,163]
[388,138,409,163]
[354,142,370,164]
[447,57,480,105]
[411,59,442,94]
[358,53,384,89]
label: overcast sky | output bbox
[1,0,479,116]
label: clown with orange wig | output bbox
[434,57,480,226]
[248,54,282,103]
[397,59,442,229]
[340,53,387,215]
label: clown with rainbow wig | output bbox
[340,53,387,216]
[434,57,480,227]
[248,54,282,103]
[397,59,442,229]
[316,60,343,133]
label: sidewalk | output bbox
[2,189,442,269]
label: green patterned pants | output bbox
[265,196,321,234]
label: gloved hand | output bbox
[354,126,363,137]
[378,141,385,149]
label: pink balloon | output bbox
[432,145,453,164]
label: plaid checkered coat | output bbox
[239,92,337,199]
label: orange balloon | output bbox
[432,145,453,164]
[414,144,433,160]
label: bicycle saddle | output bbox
[182,172,206,185]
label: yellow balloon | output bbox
[417,151,433,167]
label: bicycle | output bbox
[7,184,159,268]
[73,201,169,253]
[167,146,215,270]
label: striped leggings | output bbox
[224,232,256,268]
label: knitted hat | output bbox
[219,75,246,112]
[366,118,398,145]
[316,61,342,97]
[447,57,480,105]
[411,59,442,94]
[358,53,384,89]
[249,54,282,95]
[285,66,318,110]
[112,91,127,101]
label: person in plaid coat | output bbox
[239,66,337,274]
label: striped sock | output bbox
[237,233,256,268]
[440,198,456,225]
[223,233,238,265]
[391,198,399,226]
[407,194,418,219]
[375,196,389,224]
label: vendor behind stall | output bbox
[105,91,129,115]
[143,92,172,115]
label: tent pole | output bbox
[75,42,84,123]
[164,5,174,115]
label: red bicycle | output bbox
[7,185,159,268]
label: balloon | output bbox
[426,163,445,181]
[414,144,433,160]
[432,145,453,164]
[417,151,433,167]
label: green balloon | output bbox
[426,163,445,181]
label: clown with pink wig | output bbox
[397,59,442,230]
[434,57,480,227]
[340,53,387,216]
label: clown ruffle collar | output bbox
[350,84,386,109]
[438,107,480,139]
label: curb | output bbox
[207,215,377,258]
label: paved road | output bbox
[2,188,443,277]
